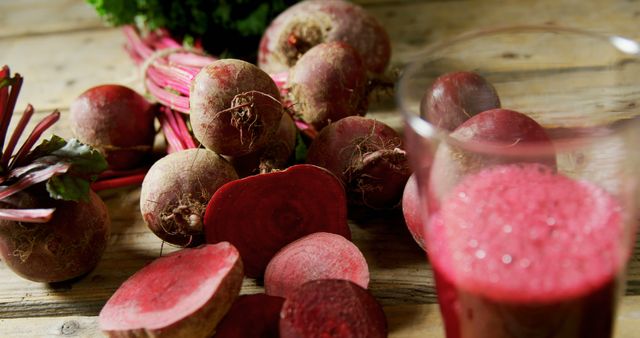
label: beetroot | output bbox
[99,242,243,338]
[140,149,238,246]
[429,108,556,208]
[0,189,110,282]
[265,232,369,298]
[189,59,283,157]
[286,42,368,130]
[215,294,285,338]
[279,279,387,338]
[420,71,501,131]
[259,0,391,74]
[227,113,297,177]
[402,173,425,250]
[204,164,350,278]
[70,84,155,170]
[307,116,411,209]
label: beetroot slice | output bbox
[265,232,369,298]
[280,279,387,338]
[98,243,243,338]
[215,294,285,338]
[204,164,350,278]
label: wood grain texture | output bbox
[1,0,639,337]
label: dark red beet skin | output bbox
[429,108,556,211]
[0,190,110,283]
[287,42,368,130]
[70,84,155,170]
[307,116,411,209]
[279,279,387,338]
[215,294,285,338]
[258,0,391,74]
[204,164,350,278]
[420,71,501,131]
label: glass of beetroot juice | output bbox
[397,26,640,338]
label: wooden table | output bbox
[1,0,639,337]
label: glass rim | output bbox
[396,24,640,156]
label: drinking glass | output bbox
[397,26,640,338]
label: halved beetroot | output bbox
[98,243,243,338]
[204,164,350,278]
[265,232,370,298]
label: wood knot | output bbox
[60,320,80,335]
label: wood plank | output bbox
[0,0,105,39]
[2,296,640,337]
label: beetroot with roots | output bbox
[227,113,297,177]
[215,294,285,338]
[189,59,283,157]
[430,108,556,210]
[258,0,391,74]
[204,164,350,278]
[402,173,425,250]
[140,148,238,246]
[0,189,110,282]
[70,84,155,170]
[420,71,501,131]
[286,42,368,130]
[265,232,369,298]
[279,279,388,338]
[99,242,243,338]
[307,116,411,209]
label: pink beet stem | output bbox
[164,108,196,148]
[0,207,55,223]
[0,161,53,185]
[270,71,289,89]
[145,78,190,113]
[10,110,60,169]
[169,53,216,68]
[0,162,70,200]
[123,26,153,60]
[0,72,23,157]
[99,167,149,179]
[153,62,194,85]
[1,104,34,168]
[91,173,147,191]
[158,109,187,152]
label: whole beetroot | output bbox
[286,42,368,130]
[307,116,411,209]
[429,108,556,210]
[189,59,283,157]
[140,149,238,246]
[70,84,155,170]
[0,189,110,283]
[420,71,501,131]
[227,113,297,177]
[259,0,391,74]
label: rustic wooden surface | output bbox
[0,0,639,337]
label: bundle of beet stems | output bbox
[122,26,315,156]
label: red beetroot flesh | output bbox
[307,116,411,208]
[429,108,556,210]
[420,71,501,131]
[265,232,369,298]
[189,59,283,157]
[258,0,391,74]
[215,294,285,338]
[401,173,425,250]
[70,84,155,170]
[280,279,387,338]
[428,163,623,338]
[99,243,243,338]
[287,42,368,130]
[204,164,350,278]
[0,189,110,283]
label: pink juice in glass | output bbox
[426,163,625,338]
